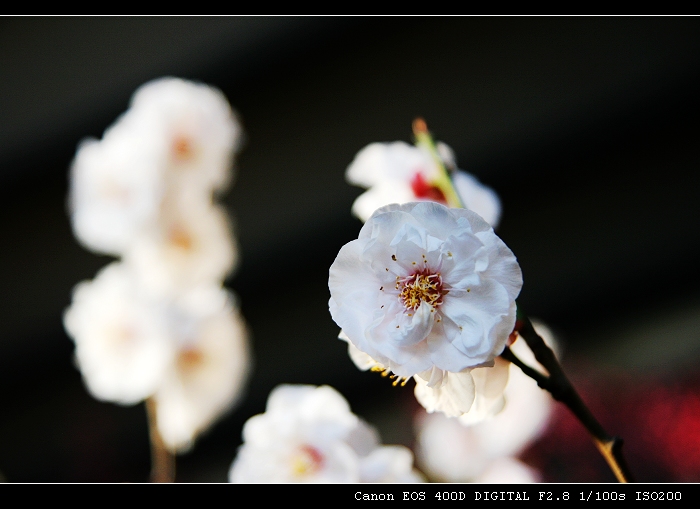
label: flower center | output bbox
[172,135,194,162]
[398,270,444,311]
[291,445,325,476]
[168,225,194,251]
[410,172,447,204]
[177,347,204,372]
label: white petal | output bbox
[414,370,476,417]
[359,446,425,483]
[452,170,502,229]
[346,141,436,188]
[456,357,510,425]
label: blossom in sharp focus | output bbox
[346,141,501,227]
[329,202,522,389]
[228,384,424,483]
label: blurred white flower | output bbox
[414,320,557,482]
[127,199,237,299]
[69,125,164,256]
[128,77,242,195]
[63,262,174,404]
[153,288,251,452]
[329,202,522,382]
[228,384,423,483]
[346,141,501,227]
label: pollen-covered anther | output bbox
[398,270,444,311]
[370,366,410,387]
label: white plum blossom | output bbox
[152,288,251,452]
[63,262,174,404]
[128,76,242,195]
[228,385,424,483]
[68,124,164,256]
[359,446,425,483]
[126,199,237,299]
[329,202,522,419]
[413,320,557,482]
[64,263,252,450]
[346,141,501,227]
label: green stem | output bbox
[412,118,464,208]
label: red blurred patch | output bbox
[521,368,700,482]
[410,173,447,204]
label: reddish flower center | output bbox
[292,445,325,476]
[410,172,447,204]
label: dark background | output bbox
[2,16,700,482]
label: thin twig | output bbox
[146,397,176,483]
[501,315,635,483]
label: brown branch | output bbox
[501,315,635,483]
[145,397,176,483]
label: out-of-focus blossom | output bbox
[127,200,237,299]
[69,128,164,256]
[413,320,557,482]
[228,385,424,483]
[346,141,501,227]
[63,262,174,404]
[153,289,251,452]
[329,202,521,418]
[128,77,242,194]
